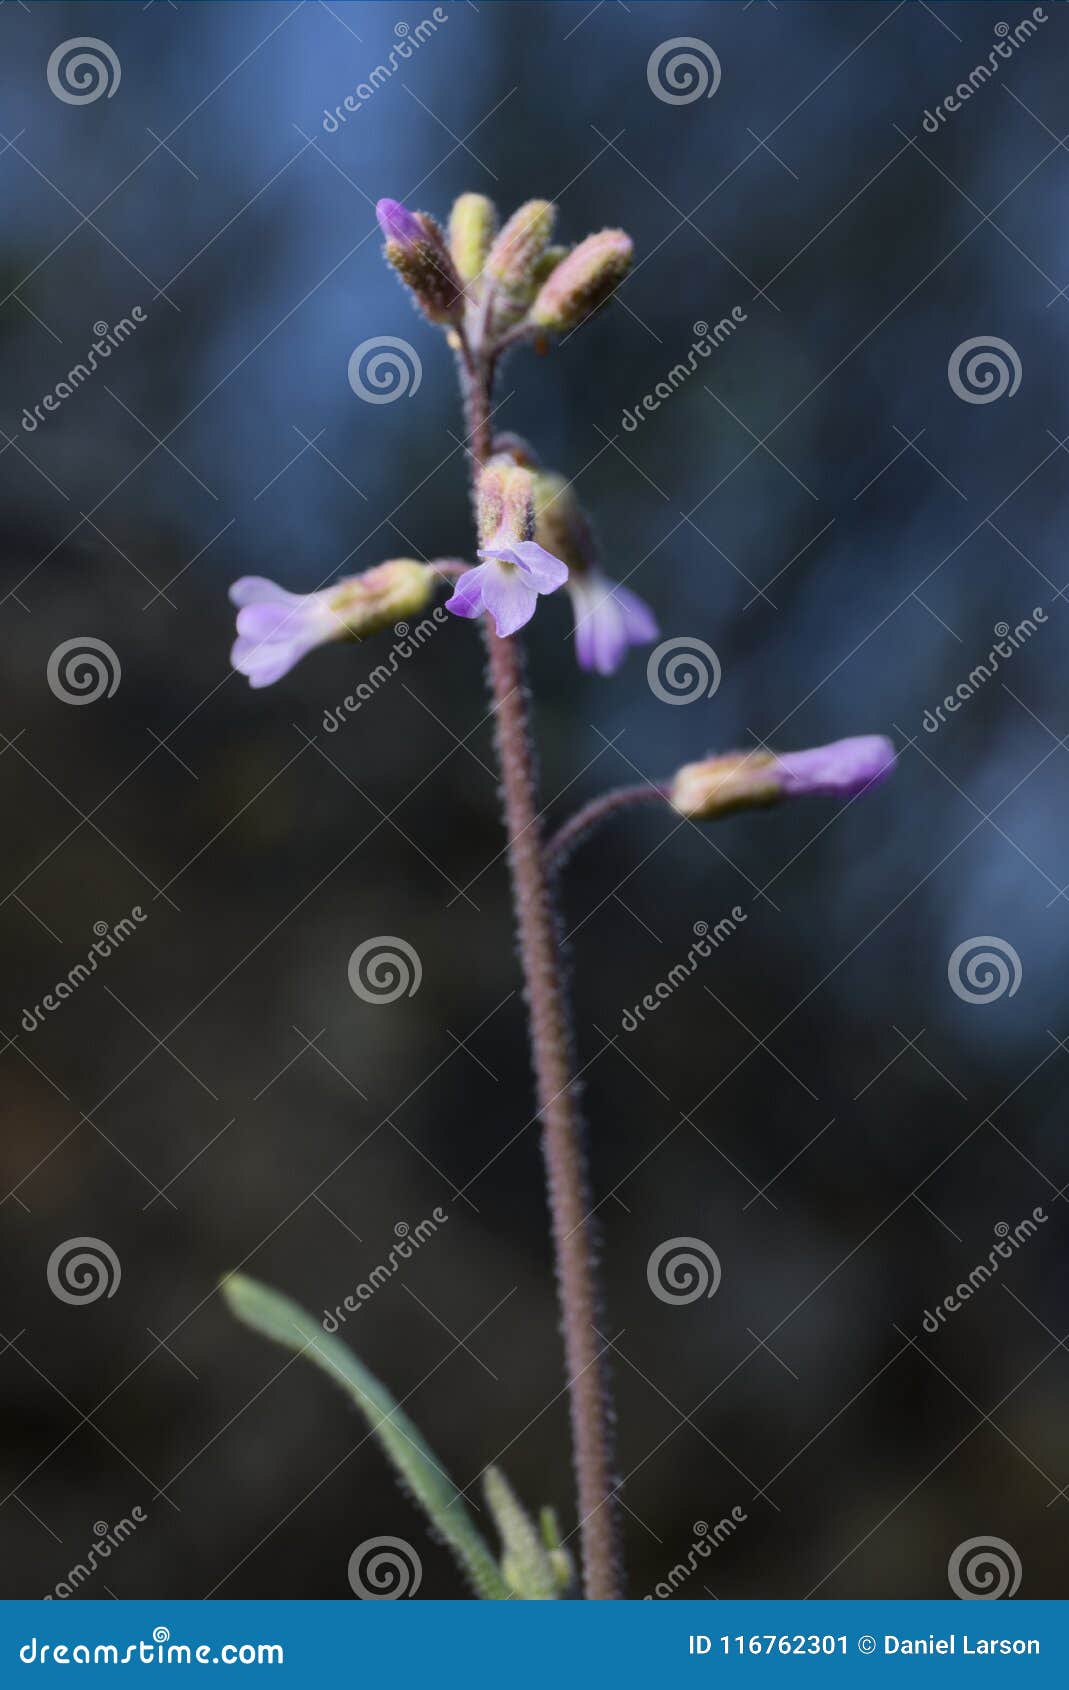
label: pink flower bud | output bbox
[376,197,462,324]
[529,229,633,333]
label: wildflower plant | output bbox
[222,191,896,1600]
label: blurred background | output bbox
[2,0,1068,1601]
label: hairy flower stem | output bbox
[462,346,623,1601]
[546,785,669,873]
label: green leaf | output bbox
[221,1272,508,1600]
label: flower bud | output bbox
[491,432,540,467]
[670,736,896,820]
[533,245,569,285]
[671,752,780,820]
[529,228,633,333]
[448,192,497,283]
[376,197,462,324]
[485,199,556,324]
[483,1468,559,1601]
[328,559,436,637]
[530,470,597,574]
[477,458,536,547]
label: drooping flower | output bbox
[446,458,569,638]
[530,468,657,675]
[568,573,659,677]
[229,561,435,688]
[670,735,896,819]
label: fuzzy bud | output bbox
[376,198,462,324]
[327,559,436,638]
[671,752,780,820]
[476,458,536,547]
[671,736,896,820]
[448,193,497,284]
[529,228,633,332]
[530,469,597,575]
[485,199,556,325]
[491,432,540,467]
[532,245,569,285]
[483,1468,559,1601]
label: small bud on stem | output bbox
[530,229,633,333]
[485,199,557,327]
[376,198,463,324]
[449,192,498,284]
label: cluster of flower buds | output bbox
[670,736,896,819]
[377,192,632,351]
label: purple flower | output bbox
[229,577,344,688]
[671,735,896,819]
[376,198,424,251]
[229,562,437,688]
[773,735,896,798]
[568,571,658,676]
[446,541,568,638]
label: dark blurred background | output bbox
[2,0,1069,1601]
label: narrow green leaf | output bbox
[221,1272,508,1600]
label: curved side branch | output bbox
[546,784,670,872]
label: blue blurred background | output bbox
[2,0,1069,1599]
